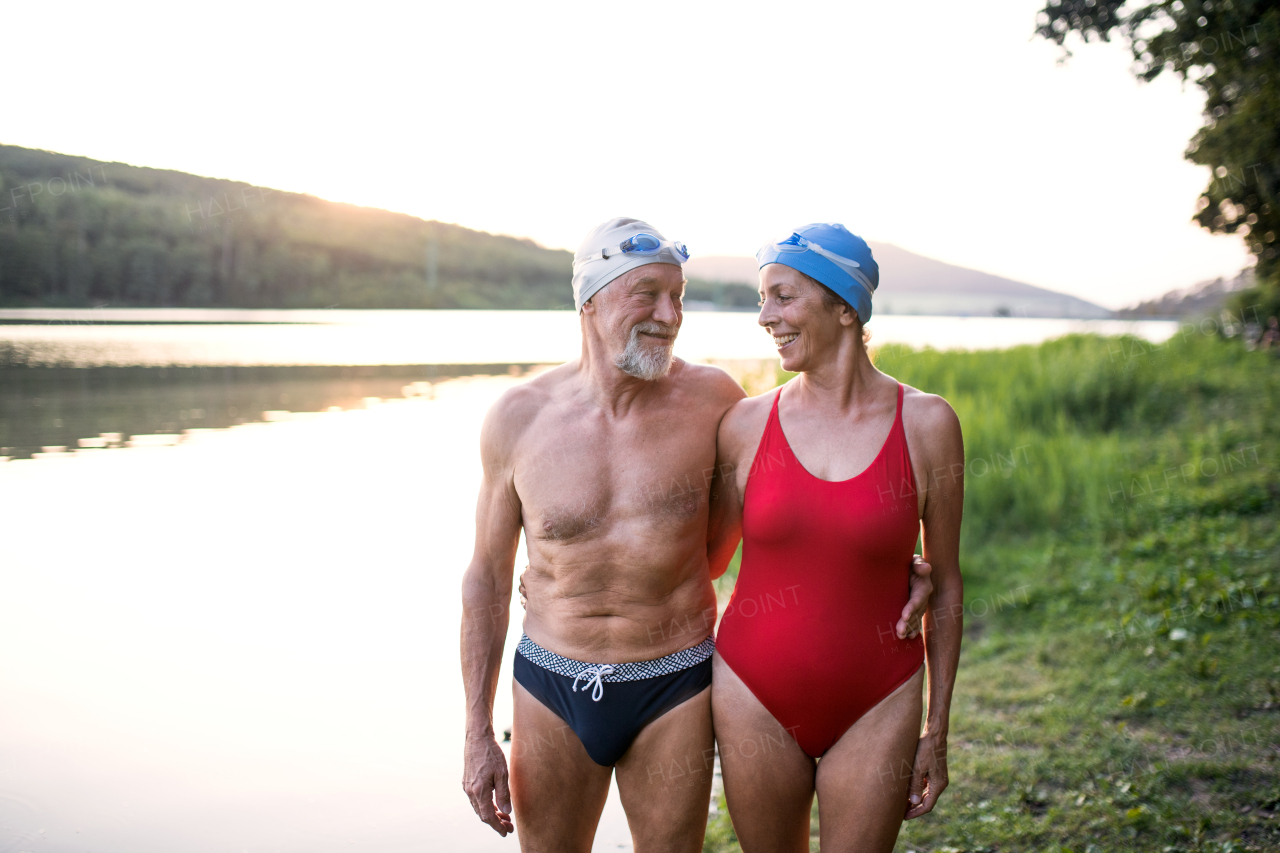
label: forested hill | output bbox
[0,145,577,309]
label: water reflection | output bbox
[0,364,535,460]
[0,308,1180,368]
[0,372,638,853]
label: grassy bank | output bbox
[705,332,1280,852]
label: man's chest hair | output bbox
[518,434,716,541]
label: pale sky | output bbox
[2,0,1251,309]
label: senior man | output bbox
[460,217,933,852]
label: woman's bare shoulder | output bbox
[718,384,783,461]
[900,383,963,449]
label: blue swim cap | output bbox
[756,223,879,323]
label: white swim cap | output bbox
[572,218,689,312]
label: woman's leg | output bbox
[814,666,925,853]
[711,653,815,853]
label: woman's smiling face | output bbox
[757,263,857,373]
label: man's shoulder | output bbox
[481,365,574,457]
[487,379,547,427]
[668,359,747,406]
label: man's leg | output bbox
[614,685,715,853]
[510,680,613,852]
[710,653,815,853]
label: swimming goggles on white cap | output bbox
[586,233,690,263]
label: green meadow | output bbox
[705,331,1280,852]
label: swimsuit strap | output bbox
[763,384,787,452]
[891,383,905,445]
[764,385,783,437]
[892,382,917,491]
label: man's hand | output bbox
[905,731,948,819]
[462,733,514,836]
[896,555,933,640]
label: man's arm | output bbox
[460,397,525,837]
[706,383,748,580]
[705,468,742,581]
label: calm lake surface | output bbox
[0,308,1179,367]
[0,309,1179,853]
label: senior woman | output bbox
[708,223,964,852]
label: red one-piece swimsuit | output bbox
[716,382,925,758]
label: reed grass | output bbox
[706,332,1280,852]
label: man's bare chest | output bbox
[514,418,718,542]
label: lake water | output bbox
[0,308,1179,368]
[0,377,573,853]
[0,309,1179,853]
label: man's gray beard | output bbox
[614,321,675,381]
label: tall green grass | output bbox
[706,332,1280,853]
[875,333,1279,548]
[889,332,1277,683]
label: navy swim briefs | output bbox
[512,633,714,766]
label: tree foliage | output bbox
[0,145,575,309]
[1035,0,1280,317]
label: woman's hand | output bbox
[904,730,948,819]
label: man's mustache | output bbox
[630,321,677,340]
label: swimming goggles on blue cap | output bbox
[759,233,874,298]
[589,233,690,262]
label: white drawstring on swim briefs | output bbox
[571,664,616,702]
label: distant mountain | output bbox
[1114,269,1253,318]
[0,143,1116,317]
[684,244,1113,319]
[0,144,574,309]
